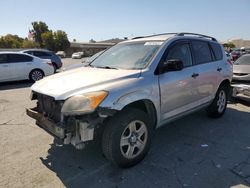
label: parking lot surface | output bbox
[0,59,250,188]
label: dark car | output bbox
[21,49,62,71]
[231,51,241,61]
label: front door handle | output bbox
[217,68,222,72]
[2,65,8,67]
[192,73,199,78]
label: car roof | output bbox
[0,51,32,55]
[21,49,52,53]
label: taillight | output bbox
[46,61,53,66]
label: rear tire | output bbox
[52,63,57,73]
[29,69,44,82]
[102,108,153,168]
[206,85,229,118]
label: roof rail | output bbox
[132,33,178,40]
[132,32,217,41]
[176,32,217,41]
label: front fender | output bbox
[100,88,161,126]
[112,90,155,110]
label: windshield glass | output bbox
[90,41,163,69]
[86,50,105,63]
[234,55,250,65]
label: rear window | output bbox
[33,51,52,57]
[192,40,212,64]
[8,54,33,63]
[210,42,223,60]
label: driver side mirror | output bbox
[163,59,184,72]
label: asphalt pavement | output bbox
[0,58,250,188]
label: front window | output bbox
[234,55,250,65]
[90,41,162,70]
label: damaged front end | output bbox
[26,91,115,149]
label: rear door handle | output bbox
[2,65,8,67]
[192,73,199,78]
[217,68,222,72]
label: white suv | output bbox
[27,33,233,167]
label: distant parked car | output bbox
[72,52,83,59]
[63,50,105,71]
[231,50,241,61]
[21,49,62,71]
[0,52,54,82]
[233,54,250,81]
[56,51,66,58]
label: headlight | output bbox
[61,91,108,115]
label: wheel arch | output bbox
[121,99,158,129]
[52,62,58,69]
[218,79,231,93]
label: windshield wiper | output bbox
[93,66,118,70]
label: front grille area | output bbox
[37,94,62,123]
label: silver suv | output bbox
[26,33,233,167]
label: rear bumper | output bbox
[26,108,65,139]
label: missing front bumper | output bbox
[26,108,65,139]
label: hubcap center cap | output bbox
[130,134,137,144]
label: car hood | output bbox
[31,67,141,100]
[233,65,250,73]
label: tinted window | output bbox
[33,51,51,57]
[8,54,33,63]
[192,41,212,64]
[210,42,223,60]
[0,54,8,64]
[166,43,192,67]
[24,51,33,55]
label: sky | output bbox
[0,0,250,42]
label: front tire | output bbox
[102,108,153,168]
[206,85,228,118]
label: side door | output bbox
[0,54,11,82]
[8,54,34,80]
[190,40,221,104]
[158,40,197,120]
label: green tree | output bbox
[31,21,49,47]
[223,42,236,49]
[22,39,39,48]
[41,31,55,50]
[53,30,70,51]
[0,34,23,48]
